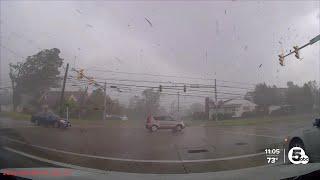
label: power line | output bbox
[69,73,255,89]
[112,87,243,99]
[69,76,253,91]
[69,68,255,94]
[0,45,25,58]
[83,67,256,86]
[215,79,256,86]
[67,76,249,97]
[9,32,42,51]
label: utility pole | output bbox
[59,63,69,116]
[66,106,69,121]
[177,92,180,113]
[214,79,218,120]
[10,78,15,112]
[214,79,217,102]
[318,56,320,116]
[78,86,88,119]
[73,56,77,69]
[103,81,107,120]
[0,56,1,112]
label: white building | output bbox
[209,99,257,118]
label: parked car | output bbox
[30,112,71,129]
[106,114,128,121]
[120,115,128,121]
[146,115,185,132]
[284,118,320,163]
[270,105,296,116]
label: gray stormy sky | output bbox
[0,0,319,108]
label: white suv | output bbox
[146,115,185,132]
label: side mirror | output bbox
[313,119,320,127]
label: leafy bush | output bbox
[0,112,31,120]
[241,111,257,118]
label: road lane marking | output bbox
[2,146,109,174]
[3,137,264,163]
[219,130,284,139]
[0,126,36,129]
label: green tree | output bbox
[253,83,279,108]
[85,88,104,118]
[85,88,123,119]
[127,95,145,118]
[9,48,63,111]
[188,103,204,114]
[286,81,315,112]
[142,89,160,115]
[127,89,160,118]
[107,99,123,115]
[62,96,78,117]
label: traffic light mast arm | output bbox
[72,68,103,88]
[282,42,309,58]
[282,34,319,58]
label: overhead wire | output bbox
[82,67,257,86]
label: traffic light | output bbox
[159,85,162,92]
[293,46,300,59]
[183,85,186,92]
[88,78,95,85]
[278,54,285,66]
[77,69,84,79]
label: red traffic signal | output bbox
[278,54,285,66]
[77,69,84,79]
[293,46,300,59]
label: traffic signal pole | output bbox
[177,92,180,113]
[214,79,218,121]
[214,79,217,102]
[277,34,320,115]
[103,81,107,120]
[59,63,69,116]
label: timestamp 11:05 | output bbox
[265,148,281,164]
[265,148,281,155]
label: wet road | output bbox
[0,147,58,169]
[0,116,313,173]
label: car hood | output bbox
[1,163,320,180]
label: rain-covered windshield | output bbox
[0,0,319,178]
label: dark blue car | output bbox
[31,112,71,128]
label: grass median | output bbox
[0,112,31,121]
[0,112,143,128]
[186,114,315,127]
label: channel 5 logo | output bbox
[288,147,309,164]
